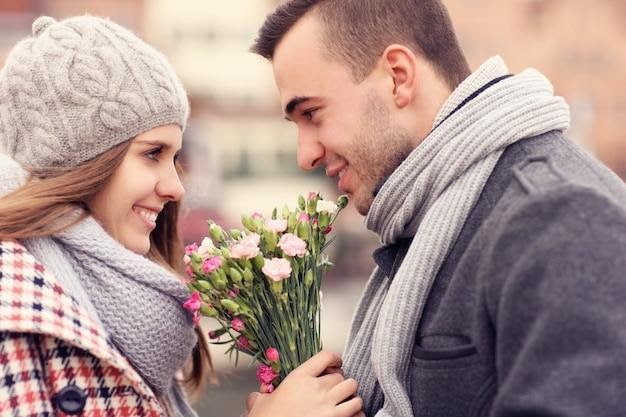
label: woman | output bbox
[0,15,362,417]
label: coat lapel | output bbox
[0,239,156,399]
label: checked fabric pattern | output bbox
[0,240,165,416]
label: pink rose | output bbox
[278,233,307,257]
[183,292,201,313]
[202,256,222,274]
[297,212,310,223]
[183,292,202,325]
[230,233,261,259]
[266,347,280,363]
[231,317,245,332]
[236,336,250,351]
[262,258,292,281]
[257,364,278,385]
[265,218,288,233]
[307,192,317,201]
[185,242,198,255]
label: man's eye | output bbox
[302,108,317,121]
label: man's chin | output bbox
[352,190,374,216]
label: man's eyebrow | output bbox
[284,96,311,121]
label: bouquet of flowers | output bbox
[182,192,348,392]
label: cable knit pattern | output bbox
[0,15,188,169]
[342,56,571,417]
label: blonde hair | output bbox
[0,141,214,394]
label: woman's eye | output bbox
[146,147,163,161]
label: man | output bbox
[250,1,626,416]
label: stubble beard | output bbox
[349,93,415,216]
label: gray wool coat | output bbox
[373,130,626,417]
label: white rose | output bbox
[198,237,215,257]
[316,200,338,214]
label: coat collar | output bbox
[0,239,156,398]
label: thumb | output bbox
[246,392,262,411]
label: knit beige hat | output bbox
[0,15,189,169]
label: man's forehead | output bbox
[273,18,322,77]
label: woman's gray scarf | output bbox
[0,155,197,402]
[342,56,571,417]
[54,216,197,397]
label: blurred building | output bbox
[447,0,626,177]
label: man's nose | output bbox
[296,129,324,171]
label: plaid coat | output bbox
[0,240,166,416]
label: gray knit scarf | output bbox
[0,154,197,406]
[342,56,571,417]
[54,216,197,397]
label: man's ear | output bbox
[380,44,418,109]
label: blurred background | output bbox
[1,0,624,416]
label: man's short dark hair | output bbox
[252,0,471,90]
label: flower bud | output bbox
[298,195,306,210]
[318,212,330,229]
[240,258,253,270]
[220,299,240,313]
[252,254,265,270]
[236,335,251,351]
[229,267,243,284]
[210,272,227,290]
[200,304,218,318]
[304,270,314,287]
[241,215,256,232]
[288,212,297,231]
[190,253,203,265]
[266,347,280,363]
[208,326,228,339]
[263,230,277,252]
[307,197,317,215]
[281,204,291,219]
[208,223,225,242]
[196,279,212,291]
[297,221,309,241]
[229,229,242,240]
[243,268,254,284]
[337,194,349,209]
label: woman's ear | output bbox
[380,44,418,109]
